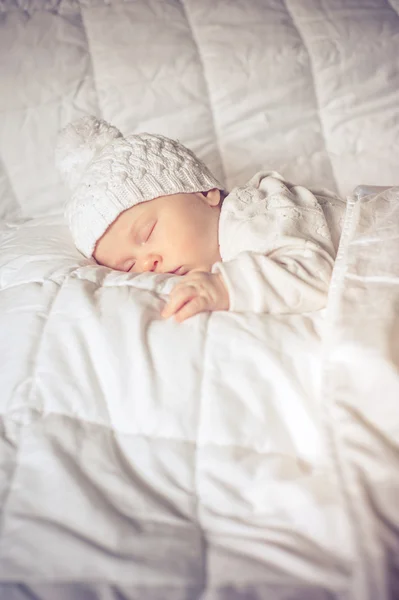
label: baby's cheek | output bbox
[180,236,201,257]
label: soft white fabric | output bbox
[56,115,222,257]
[213,171,346,313]
[1,188,399,600]
[1,0,399,598]
[0,212,350,598]
[1,0,399,219]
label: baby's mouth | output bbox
[171,266,187,276]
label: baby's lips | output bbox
[169,266,187,276]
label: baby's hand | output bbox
[162,271,229,323]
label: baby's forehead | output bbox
[116,203,144,226]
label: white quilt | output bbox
[1,1,399,599]
[1,0,399,219]
[0,188,399,599]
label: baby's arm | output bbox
[211,171,338,314]
[162,238,331,321]
[212,241,333,314]
[163,172,339,320]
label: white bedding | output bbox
[1,1,399,599]
[1,0,399,218]
[0,202,351,598]
[1,187,399,599]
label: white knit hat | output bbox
[56,115,223,257]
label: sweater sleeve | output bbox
[212,243,334,314]
[212,171,341,314]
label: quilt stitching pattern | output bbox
[0,155,20,218]
[23,277,72,421]
[80,5,102,121]
[179,0,226,186]
[0,417,23,568]
[190,311,210,593]
[386,0,399,17]
[282,0,338,193]
[321,196,376,600]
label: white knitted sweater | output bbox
[212,171,346,314]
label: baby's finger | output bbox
[174,295,208,323]
[161,285,197,318]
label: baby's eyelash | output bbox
[121,260,135,272]
[148,222,156,240]
[139,220,156,244]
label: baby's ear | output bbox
[203,188,222,206]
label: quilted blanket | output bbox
[0,184,399,599]
[1,1,399,599]
[1,0,399,219]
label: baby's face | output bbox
[93,190,222,275]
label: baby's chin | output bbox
[191,255,221,273]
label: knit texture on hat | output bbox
[56,115,223,257]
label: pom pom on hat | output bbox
[56,114,223,258]
[55,115,123,192]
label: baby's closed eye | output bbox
[136,220,157,245]
[120,259,135,272]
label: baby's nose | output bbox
[142,254,161,273]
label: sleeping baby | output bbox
[56,115,345,322]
